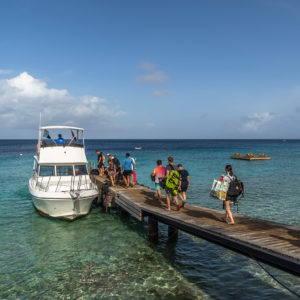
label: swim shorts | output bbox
[180,185,188,192]
[123,170,133,177]
[155,183,161,190]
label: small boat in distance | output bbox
[28,125,99,220]
[231,153,271,160]
[134,147,142,150]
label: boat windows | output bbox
[56,166,74,176]
[39,166,55,176]
[74,165,88,175]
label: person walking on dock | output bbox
[122,153,135,188]
[222,165,238,225]
[165,156,181,211]
[177,164,190,208]
[96,150,105,176]
[151,160,166,201]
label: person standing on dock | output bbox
[177,164,190,208]
[113,154,122,184]
[96,150,105,176]
[130,156,137,186]
[165,157,181,211]
[151,160,166,201]
[122,153,135,188]
[105,155,116,186]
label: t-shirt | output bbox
[113,158,121,170]
[56,138,64,144]
[123,157,134,171]
[154,166,166,183]
[179,169,189,186]
[165,164,178,176]
[97,154,104,165]
[224,174,236,184]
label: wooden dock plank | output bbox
[93,176,300,275]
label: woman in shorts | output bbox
[222,165,237,225]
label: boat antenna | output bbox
[38,112,42,153]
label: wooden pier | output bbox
[93,175,300,276]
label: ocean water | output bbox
[0,139,299,299]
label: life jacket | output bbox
[165,170,180,190]
[226,175,244,197]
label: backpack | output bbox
[165,170,180,190]
[226,175,244,197]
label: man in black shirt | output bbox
[178,164,190,208]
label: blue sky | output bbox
[0,0,300,138]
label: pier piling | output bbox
[148,216,158,242]
[168,226,178,242]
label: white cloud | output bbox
[242,112,276,131]
[152,89,169,97]
[139,62,156,71]
[0,69,13,75]
[0,72,125,130]
[136,70,169,84]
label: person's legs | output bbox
[157,187,162,200]
[126,175,130,188]
[123,173,129,187]
[110,175,115,186]
[173,195,180,211]
[166,193,171,210]
[225,200,234,224]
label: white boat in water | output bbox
[28,125,98,220]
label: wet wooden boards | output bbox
[93,176,300,276]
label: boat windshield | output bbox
[38,126,84,149]
[40,166,55,176]
[36,164,88,176]
[74,165,88,175]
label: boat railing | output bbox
[40,143,84,149]
[33,175,97,192]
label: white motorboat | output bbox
[28,126,98,220]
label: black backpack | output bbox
[226,175,244,197]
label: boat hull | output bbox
[29,183,98,220]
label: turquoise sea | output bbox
[0,139,299,299]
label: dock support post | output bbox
[148,216,158,242]
[168,226,178,242]
[89,160,92,172]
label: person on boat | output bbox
[56,134,64,144]
[165,156,181,211]
[177,164,190,208]
[222,165,237,225]
[105,155,116,186]
[122,153,135,188]
[151,160,166,201]
[113,154,122,184]
[96,150,105,176]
